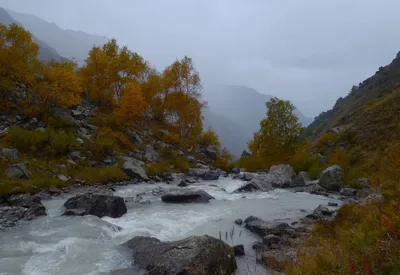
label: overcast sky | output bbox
[1,0,400,117]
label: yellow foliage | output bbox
[0,24,39,94]
[116,82,147,121]
[198,128,220,148]
[38,59,82,108]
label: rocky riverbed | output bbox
[0,162,379,275]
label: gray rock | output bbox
[6,163,31,179]
[233,244,245,256]
[243,173,255,181]
[71,110,86,120]
[144,145,159,162]
[244,216,291,237]
[234,218,243,225]
[0,195,46,229]
[123,159,149,181]
[357,178,371,187]
[51,107,79,125]
[56,164,67,170]
[360,193,384,206]
[63,193,127,218]
[263,234,282,247]
[103,155,115,165]
[196,163,210,170]
[340,188,356,197]
[290,171,311,187]
[233,182,264,193]
[58,174,69,182]
[204,145,218,160]
[307,204,333,220]
[48,187,62,196]
[319,165,343,191]
[178,180,188,187]
[203,170,221,180]
[187,155,196,163]
[267,164,296,188]
[187,168,208,178]
[123,235,236,275]
[1,148,18,162]
[161,189,213,203]
[69,151,82,162]
[29,117,38,124]
[328,202,339,207]
[231,167,240,174]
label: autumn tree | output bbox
[160,56,204,144]
[0,24,39,95]
[249,97,303,157]
[116,82,147,122]
[35,59,82,108]
[80,39,147,109]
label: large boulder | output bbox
[267,164,296,188]
[319,165,344,191]
[244,216,292,238]
[1,148,18,162]
[161,189,213,203]
[5,163,31,179]
[123,235,237,275]
[203,170,221,180]
[123,159,149,181]
[63,193,127,218]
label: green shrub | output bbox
[170,157,189,172]
[145,162,171,176]
[72,165,128,184]
[6,126,77,157]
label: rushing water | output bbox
[0,177,339,275]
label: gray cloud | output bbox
[1,0,400,117]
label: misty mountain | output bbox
[202,108,249,158]
[201,84,313,157]
[0,7,60,61]
[7,9,108,65]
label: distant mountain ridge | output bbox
[0,7,60,61]
[201,84,313,157]
[6,8,109,64]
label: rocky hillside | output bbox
[307,52,400,138]
[0,7,60,61]
[7,8,109,65]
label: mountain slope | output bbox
[201,84,312,156]
[307,52,400,138]
[7,9,109,64]
[202,108,249,158]
[0,7,60,61]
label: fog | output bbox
[2,0,400,117]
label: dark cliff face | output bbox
[0,7,61,61]
[307,52,400,138]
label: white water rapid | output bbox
[0,177,340,275]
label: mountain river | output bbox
[0,177,339,275]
